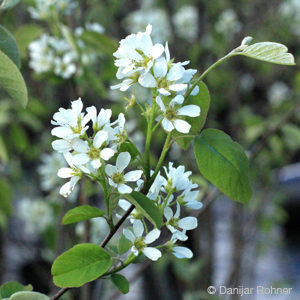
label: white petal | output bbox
[116,152,131,172]
[167,64,184,81]
[124,170,143,182]
[93,130,108,148]
[158,88,171,96]
[118,183,132,194]
[143,247,161,261]
[123,228,135,243]
[119,199,131,211]
[177,105,200,117]
[72,139,89,153]
[172,246,193,259]
[162,118,174,132]
[57,167,73,178]
[144,229,160,244]
[105,164,117,176]
[165,42,170,62]
[178,217,198,230]
[63,152,74,167]
[174,202,181,218]
[173,119,191,134]
[169,83,188,92]
[133,220,144,237]
[138,73,156,88]
[152,43,164,59]
[155,96,166,112]
[190,85,199,96]
[164,206,173,221]
[185,201,203,210]
[170,95,184,107]
[52,139,71,152]
[51,127,73,139]
[173,230,188,241]
[153,58,168,78]
[91,159,101,169]
[101,148,115,160]
[72,153,90,165]
[59,176,79,198]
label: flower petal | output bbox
[153,58,168,78]
[155,96,166,112]
[119,199,131,211]
[116,152,131,172]
[105,164,117,176]
[72,153,90,165]
[72,139,89,153]
[93,130,108,148]
[143,247,161,261]
[123,228,135,243]
[144,229,160,244]
[152,43,164,59]
[172,246,193,259]
[101,148,115,160]
[52,139,71,152]
[178,216,198,230]
[57,167,73,178]
[118,183,132,194]
[177,105,200,117]
[138,72,156,88]
[173,119,191,134]
[162,118,174,132]
[133,220,144,237]
[124,170,143,182]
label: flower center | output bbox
[168,217,178,228]
[88,147,101,160]
[134,238,146,251]
[156,77,170,89]
[112,172,124,184]
[165,108,177,121]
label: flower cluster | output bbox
[121,162,202,260]
[28,23,103,79]
[28,0,77,20]
[51,98,142,198]
[112,25,201,134]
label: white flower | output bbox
[86,22,105,34]
[105,152,143,193]
[156,95,200,134]
[111,24,164,91]
[86,106,113,132]
[268,82,291,106]
[173,5,199,42]
[147,171,166,201]
[54,53,76,79]
[72,130,114,169]
[123,220,162,261]
[215,9,241,40]
[139,43,198,96]
[179,189,203,210]
[164,203,198,241]
[57,152,89,197]
[51,98,91,141]
[117,199,138,223]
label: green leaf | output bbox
[51,243,112,288]
[0,25,20,68]
[10,291,49,300]
[111,274,130,294]
[120,141,141,161]
[0,179,12,215]
[80,31,118,55]
[62,205,105,225]
[118,234,132,254]
[125,191,163,228]
[173,81,210,149]
[238,42,295,65]
[194,129,252,203]
[0,281,32,298]
[0,49,28,107]
[0,135,8,163]
[14,24,43,58]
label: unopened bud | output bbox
[241,36,253,46]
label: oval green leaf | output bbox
[111,274,129,294]
[194,129,252,203]
[125,191,163,228]
[239,42,295,65]
[0,25,20,68]
[0,282,32,298]
[0,49,28,107]
[10,291,49,300]
[117,234,132,255]
[62,205,105,225]
[51,243,112,288]
[173,81,210,149]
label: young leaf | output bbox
[0,49,28,107]
[173,81,210,149]
[238,42,295,65]
[10,291,49,300]
[62,205,105,225]
[111,274,130,294]
[0,282,32,298]
[14,24,43,58]
[194,129,252,204]
[118,234,132,254]
[125,191,163,228]
[51,243,112,288]
[0,25,20,68]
